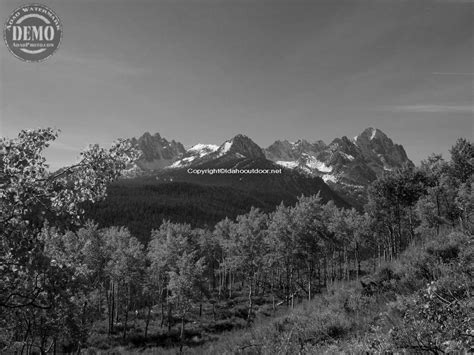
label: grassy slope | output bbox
[152,230,472,354]
[86,229,472,354]
[195,230,472,355]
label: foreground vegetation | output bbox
[0,129,472,353]
[190,229,473,354]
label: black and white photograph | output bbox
[0,0,473,353]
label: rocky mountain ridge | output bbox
[266,127,412,186]
[127,128,412,206]
[130,132,186,171]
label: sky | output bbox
[0,0,472,169]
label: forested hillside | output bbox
[85,161,349,243]
[0,130,472,354]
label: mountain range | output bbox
[127,127,412,205]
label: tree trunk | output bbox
[81,301,87,348]
[308,263,312,301]
[98,285,102,315]
[179,315,185,353]
[212,263,216,290]
[377,241,381,268]
[167,303,172,333]
[123,303,129,340]
[338,250,343,280]
[343,247,347,281]
[108,282,115,335]
[436,193,441,235]
[144,304,152,339]
[323,255,327,287]
[308,278,311,301]
[123,284,131,340]
[115,283,120,324]
[247,278,253,322]
[355,242,360,279]
[160,303,165,328]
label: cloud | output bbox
[434,0,474,3]
[379,104,474,113]
[432,72,474,76]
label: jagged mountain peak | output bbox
[355,127,388,142]
[130,132,186,171]
[278,139,294,146]
[294,138,309,145]
[265,140,298,161]
[166,134,267,169]
[217,134,266,159]
[353,127,411,171]
[330,135,356,148]
[293,139,319,152]
[137,131,163,141]
[267,139,294,150]
[265,138,327,163]
[263,128,412,192]
[327,136,361,161]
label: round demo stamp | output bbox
[4,4,62,62]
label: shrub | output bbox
[388,231,474,353]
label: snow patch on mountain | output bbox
[304,155,333,172]
[188,144,219,157]
[322,174,338,183]
[340,152,355,161]
[216,141,233,157]
[169,156,196,168]
[276,161,299,169]
[370,128,377,140]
